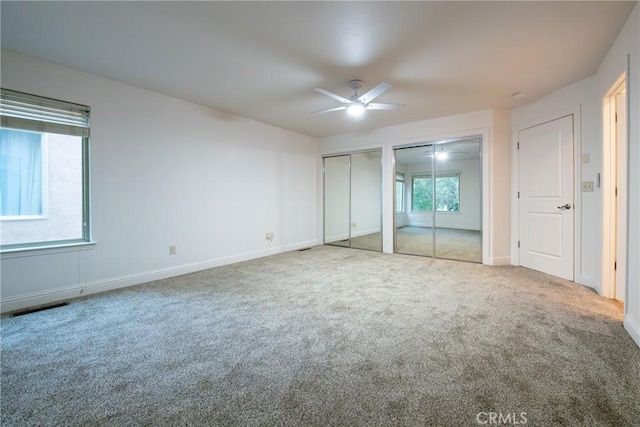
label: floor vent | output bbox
[11,302,70,317]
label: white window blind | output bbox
[0,89,90,138]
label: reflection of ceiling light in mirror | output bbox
[347,103,365,117]
[436,151,448,160]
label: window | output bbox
[395,173,404,213]
[411,172,460,212]
[0,89,91,250]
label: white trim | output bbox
[602,72,627,301]
[0,239,317,313]
[0,215,48,221]
[488,256,511,266]
[624,315,640,348]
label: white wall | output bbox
[0,50,319,312]
[596,4,640,347]
[510,4,639,347]
[320,109,512,265]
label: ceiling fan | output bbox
[312,79,405,118]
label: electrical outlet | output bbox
[169,245,177,255]
[582,181,594,192]
[265,232,274,241]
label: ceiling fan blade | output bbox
[358,82,391,103]
[314,88,351,104]
[310,106,347,115]
[366,102,405,110]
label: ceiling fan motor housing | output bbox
[349,79,364,92]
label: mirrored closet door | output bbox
[324,155,351,247]
[394,139,482,263]
[324,150,382,252]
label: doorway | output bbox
[393,138,482,263]
[603,74,627,309]
[323,150,382,252]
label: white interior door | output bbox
[519,116,574,280]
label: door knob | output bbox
[557,203,572,210]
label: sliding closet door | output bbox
[433,139,482,263]
[394,140,482,263]
[394,145,435,257]
[324,150,383,252]
[350,151,382,251]
[324,155,350,247]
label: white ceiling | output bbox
[1,1,636,139]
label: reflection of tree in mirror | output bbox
[412,174,459,212]
[412,177,433,211]
[436,176,459,212]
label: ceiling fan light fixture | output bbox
[347,102,365,117]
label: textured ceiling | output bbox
[1,1,636,138]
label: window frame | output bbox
[0,89,92,253]
[395,172,405,214]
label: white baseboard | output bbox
[487,256,511,266]
[1,239,318,313]
[1,285,91,314]
[624,315,640,348]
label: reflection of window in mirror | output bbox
[411,173,460,212]
[395,173,404,213]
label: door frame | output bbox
[512,106,583,283]
[602,72,628,304]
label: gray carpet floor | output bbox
[395,226,482,263]
[343,226,482,263]
[2,246,639,426]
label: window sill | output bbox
[0,215,48,221]
[0,241,96,259]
